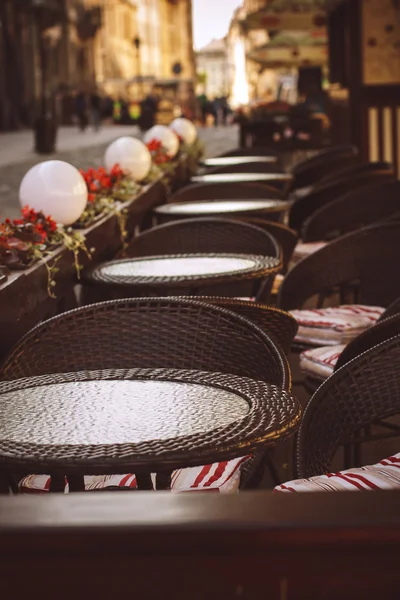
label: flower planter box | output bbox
[0,179,168,361]
[0,152,199,362]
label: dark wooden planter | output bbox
[0,152,197,361]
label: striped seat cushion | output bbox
[275,453,400,492]
[290,305,384,346]
[18,456,249,494]
[299,344,345,380]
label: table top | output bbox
[191,173,293,185]
[202,156,277,167]
[88,253,281,287]
[155,199,291,217]
[0,369,301,473]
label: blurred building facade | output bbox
[0,0,195,130]
[227,1,277,106]
[95,0,195,100]
[195,38,231,99]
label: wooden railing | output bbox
[1,491,400,599]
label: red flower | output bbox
[100,176,112,189]
[111,163,123,178]
[33,223,47,243]
[46,216,57,232]
[146,138,162,152]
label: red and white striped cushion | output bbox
[18,456,249,494]
[290,305,384,346]
[274,454,400,492]
[299,344,345,380]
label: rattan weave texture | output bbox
[168,182,283,203]
[86,253,281,288]
[176,296,297,356]
[127,218,281,261]
[0,297,290,390]
[0,368,301,474]
[278,223,400,311]
[296,334,400,478]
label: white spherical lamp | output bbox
[170,118,197,145]
[19,160,88,225]
[104,137,151,182]
[143,125,179,159]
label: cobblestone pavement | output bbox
[0,125,239,220]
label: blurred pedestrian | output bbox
[197,92,207,125]
[89,90,102,132]
[75,91,88,132]
[221,96,230,126]
[103,95,113,122]
[213,97,223,127]
[139,89,158,131]
[205,98,215,126]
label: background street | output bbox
[0,125,239,219]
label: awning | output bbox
[247,43,328,67]
[241,0,343,31]
[265,29,328,46]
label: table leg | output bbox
[49,474,66,493]
[68,474,85,492]
[135,473,153,490]
[156,471,172,490]
[0,474,10,494]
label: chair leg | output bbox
[136,473,153,490]
[49,474,66,493]
[264,452,282,487]
[343,444,354,469]
[353,441,362,468]
[0,475,10,494]
[156,471,172,490]
[244,450,282,489]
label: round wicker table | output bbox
[202,156,277,167]
[0,368,301,492]
[154,199,291,222]
[85,253,281,296]
[191,173,293,185]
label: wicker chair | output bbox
[176,296,298,356]
[127,217,280,259]
[289,166,396,232]
[290,145,359,190]
[199,164,289,193]
[379,297,400,320]
[0,297,290,389]
[121,218,281,302]
[317,159,393,187]
[303,311,400,392]
[0,298,292,491]
[302,180,400,242]
[232,218,298,271]
[168,182,283,204]
[335,312,400,371]
[295,333,400,478]
[278,223,400,311]
[219,147,279,158]
[204,162,285,176]
[219,145,358,191]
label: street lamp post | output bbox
[133,35,142,98]
[31,0,62,154]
